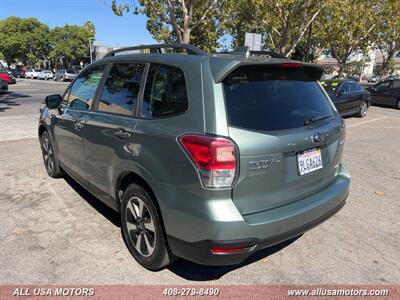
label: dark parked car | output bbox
[12,69,25,78]
[0,78,8,93]
[321,79,371,117]
[367,79,400,109]
[39,43,350,270]
[367,74,380,83]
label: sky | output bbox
[0,0,157,47]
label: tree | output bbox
[223,0,324,57]
[344,60,365,77]
[0,17,50,67]
[316,0,378,77]
[373,0,400,77]
[111,0,222,51]
[49,24,94,68]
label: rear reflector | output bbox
[179,134,237,188]
[210,245,255,255]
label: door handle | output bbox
[114,128,131,139]
[74,121,85,131]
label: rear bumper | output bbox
[166,163,350,266]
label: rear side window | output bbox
[98,63,145,116]
[223,65,334,132]
[142,64,188,118]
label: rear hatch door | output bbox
[223,64,345,215]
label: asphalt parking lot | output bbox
[0,79,399,285]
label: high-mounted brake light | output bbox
[280,62,303,68]
[179,134,238,188]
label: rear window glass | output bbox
[223,66,334,132]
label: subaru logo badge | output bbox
[311,133,324,143]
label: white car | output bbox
[38,70,54,80]
[25,69,40,79]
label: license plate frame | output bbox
[297,147,323,176]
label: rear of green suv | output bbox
[39,44,350,270]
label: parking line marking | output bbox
[347,117,385,128]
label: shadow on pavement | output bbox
[166,236,300,281]
[61,172,300,280]
[0,91,30,112]
[63,173,121,227]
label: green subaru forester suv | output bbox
[39,44,350,270]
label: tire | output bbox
[120,183,176,270]
[396,99,400,110]
[356,100,368,118]
[40,131,63,178]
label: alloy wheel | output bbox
[42,136,54,172]
[360,102,368,117]
[125,196,156,257]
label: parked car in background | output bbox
[0,78,8,93]
[12,69,25,78]
[54,69,78,81]
[367,79,400,109]
[38,70,54,80]
[387,75,398,80]
[0,72,16,84]
[367,74,380,83]
[39,43,350,270]
[321,79,371,117]
[25,69,39,79]
[346,75,360,82]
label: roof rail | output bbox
[219,46,287,59]
[104,43,207,57]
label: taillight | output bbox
[178,134,238,188]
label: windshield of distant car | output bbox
[66,69,76,74]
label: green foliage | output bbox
[0,16,95,68]
[373,0,400,76]
[223,0,323,56]
[343,60,364,76]
[49,24,93,67]
[111,0,223,51]
[316,0,378,75]
[0,16,50,66]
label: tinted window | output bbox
[98,63,144,116]
[349,81,361,92]
[391,80,400,88]
[339,82,350,93]
[376,81,391,91]
[223,66,334,132]
[142,64,188,118]
[64,65,105,110]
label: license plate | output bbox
[297,147,323,175]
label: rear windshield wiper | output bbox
[304,114,334,125]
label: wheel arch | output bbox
[115,170,168,236]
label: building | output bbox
[316,48,400,79]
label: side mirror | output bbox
[45,94,62,109]
[337,90,344,97]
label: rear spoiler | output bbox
[210,59,324,83]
